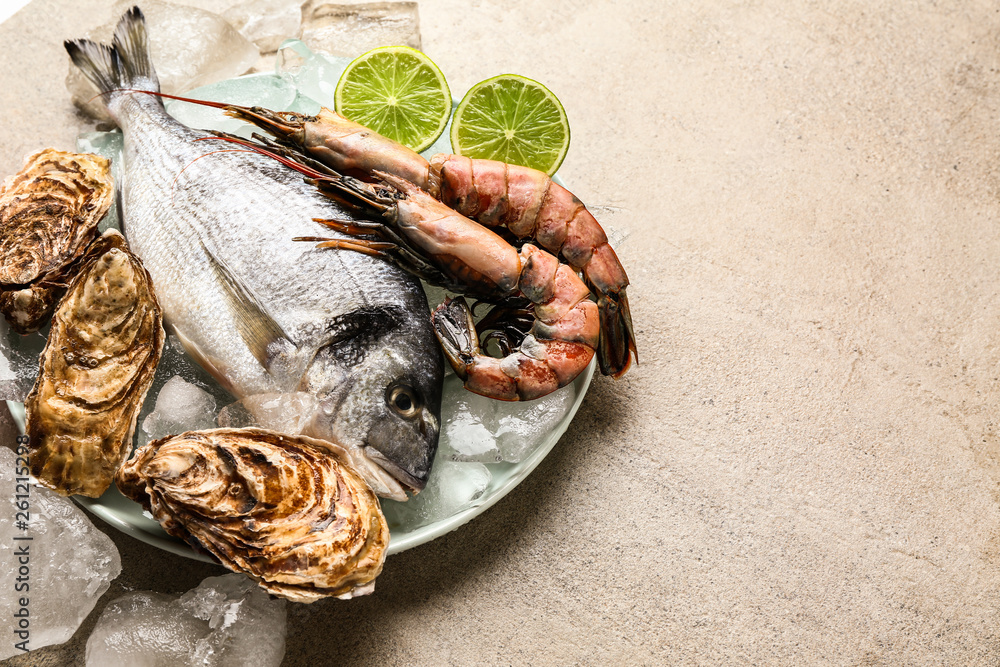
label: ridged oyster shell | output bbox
[0,286,62,334]
[0,148,113,333]
[116,428,390,603]
[26,230,164,497]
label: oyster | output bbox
[0,286,62,334]
[116,428,389,603]
[0,148,113,333]
[26,230,164,497]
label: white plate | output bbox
[9,359,592,560]
[8,42,594,561]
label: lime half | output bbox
[334,46,452,153]
[450,74,570,175]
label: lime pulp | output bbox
[334,46,452,153]
[450,74,570,175]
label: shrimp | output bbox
[136,91,636,378]
[221,137,598,401]
[428,153,633,379]
[338,173,600,401]
[226,106,635,378]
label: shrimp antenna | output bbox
[194,136,331,181]
[110,88,236,110]
[96,89,312,137]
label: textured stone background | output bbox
[3,0,1000,664]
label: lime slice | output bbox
[450,74,570,175]
[334,46,452,153]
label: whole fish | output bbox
[65,7,443,501]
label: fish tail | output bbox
[65,6,160,100]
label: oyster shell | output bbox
[116,428,389,603]
[0,286,62,333]
[26,230,164,497]
[0,148,113,333]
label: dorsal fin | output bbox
[201,241,294,371]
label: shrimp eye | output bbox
[386,384,421,419]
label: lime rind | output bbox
[334,45,452,153]
[450,73,570,176]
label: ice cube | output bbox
[381,456,492,531]
[275,39,311,76]
[85,574,286,667]
[129,335,234,449]
[442,413,500,462]
[439,375,501,463]
[85,591,206,665]
[67,0,259,121]
[216,401,258,429]
[284,46,352,109]
[439,370,577,464]
[141,375,218,443]
[286,92,324,116]
[272,41,329,115]
[299,1,421,57]
[0,447,121,660]
[223,0,302,57]
[164,73,298,136]
[155,336,224,393]
[0,318,45,401]
[217,392,320,435]
[494,385,575,462]
[181,575,286,667]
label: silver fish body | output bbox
[66,8,443,500]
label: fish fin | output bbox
[64,39,121,94]
[168,325,238,396]
[201,242,296,372]
[65,7,160,96]
[313,307,405,368]
[111,7,158,87]
[115,186,126,236]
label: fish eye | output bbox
[386,384,421,419]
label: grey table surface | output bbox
[3,0,1000,664]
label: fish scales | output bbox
[119,98,408,391]
[66,7,443,500]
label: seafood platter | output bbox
[1,7,636,602]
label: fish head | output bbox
[299,305,443,501]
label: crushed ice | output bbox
[439,374,577,464]
[0,317,43,402]
[381,456,493,531]
[0,447,121,660]
[223,0,302,60]
[299,0,421,57]
[66,0,423,123]
[216,392,320,434]
[85,574,286,667]
[140,375,218,444]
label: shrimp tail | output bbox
[596,289,637,378]
[65,6,160,102]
